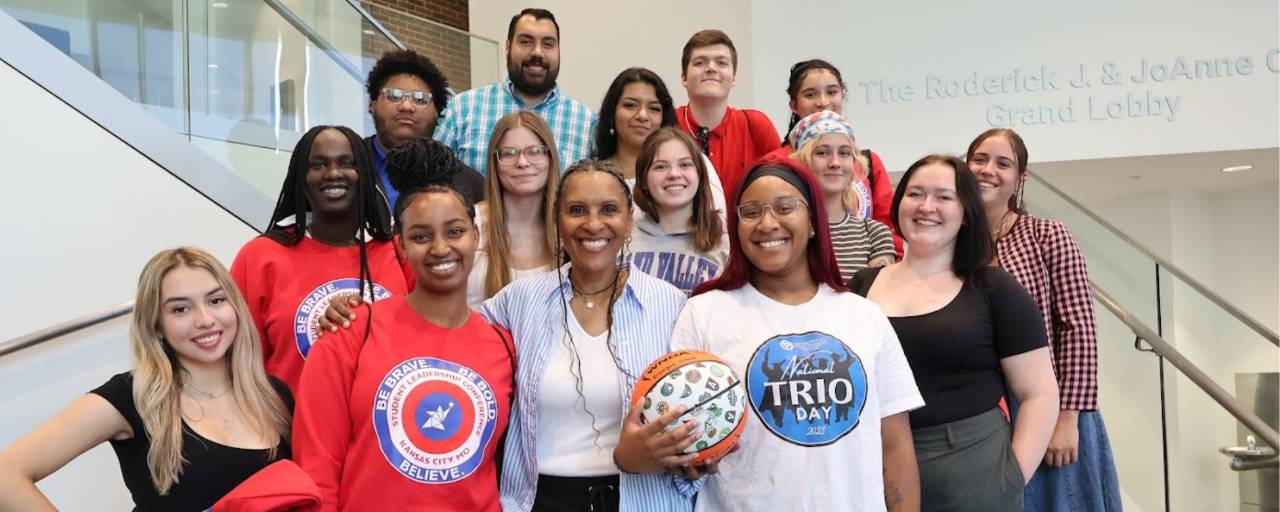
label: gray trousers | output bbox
[913,407,1025,512]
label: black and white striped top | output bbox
[830,213,897,282]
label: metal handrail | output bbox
[343,0,407,51]
[261,0,364,82]
[1029,171,1278,347]
[1092,282,1280,452]
[0,301,134,359]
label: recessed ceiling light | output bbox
[207,63,219,69]
[1221,165,1253,173]
[212,1,229,8]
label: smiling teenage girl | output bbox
[630,127,729,295]
[0,248,292,511]
[291,139,514,511]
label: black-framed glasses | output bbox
[736,197,809,221]
[695,127,711,156]
[380,87,432,106]
[495,145,551,163]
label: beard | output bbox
[507,55,558,98]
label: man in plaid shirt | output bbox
[433,8,596,175]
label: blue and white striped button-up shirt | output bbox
[433,79,596,175]
[479,264,693,512]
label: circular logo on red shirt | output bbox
[293,278,391,358]
[372,357,498,484]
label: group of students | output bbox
[0,7,1122,512]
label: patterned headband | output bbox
[788,110,855,150]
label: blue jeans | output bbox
[1010,400,1123,511]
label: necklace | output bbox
[992,210,1017,242]
[184,381,230,401]
[569,268,617,309]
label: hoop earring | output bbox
[617,236,632,269]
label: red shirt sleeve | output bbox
[230,238,274,365]
[866,151,903,258]
[746,110,782,163]
[292,306,368,512]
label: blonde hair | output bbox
[130,247,291,494]
[790,133,869,213]
[481,112,560,299]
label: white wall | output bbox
[1089,186,1280,512]
[0,59,258,509]
[468,0,756,115]
[750,0,1280,171]
[0,61,257,342]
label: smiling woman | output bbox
[291,139,514,511]
[669,157,924,512]
[630,127,728,295]
[0,247,293,511]
[478,160,696,512]
[848,154,1060,512]
[467,111,560,308]
[229,125,413,393]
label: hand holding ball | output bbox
[630,350,746,464]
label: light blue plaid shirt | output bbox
[433,79,596,175]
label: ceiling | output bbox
[1031,148,1280,203]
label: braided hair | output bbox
[264,125,393,342]
[386,137,476,227]
[552,159,636,448]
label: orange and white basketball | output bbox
[630,350,746,463]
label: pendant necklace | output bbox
[569,269,616,309]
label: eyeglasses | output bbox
[735,197,809,221]
[495,145,551,163]
[380,87,432,106]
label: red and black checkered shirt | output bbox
[997,215,1099,411]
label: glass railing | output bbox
[1024,171,1279,512]
[0,0,500,218]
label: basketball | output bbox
[630,350,746,463]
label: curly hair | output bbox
[365,49,451,114]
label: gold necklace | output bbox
[992,211,1017,242]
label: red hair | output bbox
[693,155,848,296]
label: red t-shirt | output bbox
[676,105,781,202]
[292,298,513,512]
[230,235,413,392]
[768,146,904,257]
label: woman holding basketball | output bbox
[669,156,923,511]
[479,159,697,511]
